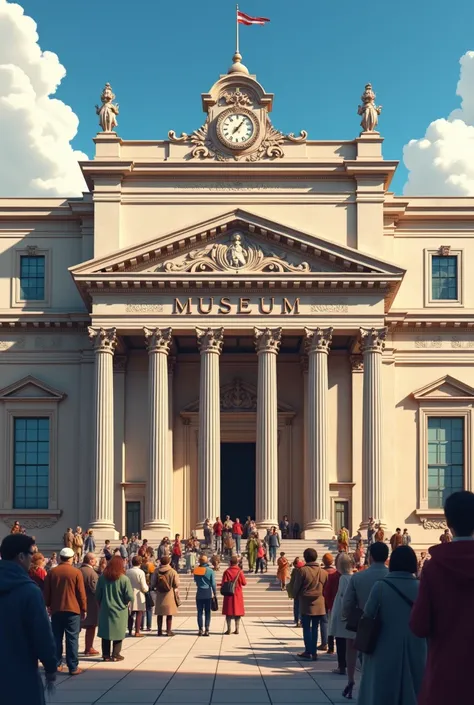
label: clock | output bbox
[216,108,259,150]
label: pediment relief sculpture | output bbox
[155,232,311,274]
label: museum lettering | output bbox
[173,296,300,315]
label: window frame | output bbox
[13,416,51,510]
[426,416,465,510]
[417,407,472,516]
[12,247,51,308]
[2,406,58,511]
[424,248,463,308]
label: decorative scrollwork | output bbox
[156,232,311,274]
[420,518,447,530]
[286,130,308,143]
[221,88,253,108]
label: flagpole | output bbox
[236,4,240,54]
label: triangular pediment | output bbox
[70,209,405,279]
[182,377,293,413]
[412,375,474,401]
[0,376,66,402]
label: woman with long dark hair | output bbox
[96,555,133,661]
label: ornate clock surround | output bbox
[216,107,260,151]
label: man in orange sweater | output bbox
[43,547,87,676]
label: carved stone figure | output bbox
[156,232,310,274]
[227,233,248,268]
[357,83,382,133]
[95,83,119,133]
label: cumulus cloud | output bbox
[0,0,87,197]
[403,52,474,196]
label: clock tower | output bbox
[168,52,307,161]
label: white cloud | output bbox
[0,0,87,197]
[403,52,474,196]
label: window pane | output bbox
[427,417,464,508]
[431,255,458,300]
[13,417,49,509]
[19,255,45,301]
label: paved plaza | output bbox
[45,616,357,705]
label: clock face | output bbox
[217,110,258,150]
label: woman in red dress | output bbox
[222,555,247,634]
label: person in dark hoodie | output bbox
[0,534,57,705]
[410,490,474,705]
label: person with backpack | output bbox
[193,554,217,636]
[151,555,180,637]
[221,554,247,634]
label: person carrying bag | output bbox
[221,555,247,635]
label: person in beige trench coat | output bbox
[151,556,180,637]
[126,556,149,636]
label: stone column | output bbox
[196,327,224,529]
[303,327,333,536]
[255,327,281,530]
[360,327,387,528]
[88,327,118,538]
[143,327,172,539]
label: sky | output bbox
[3,0,474,196]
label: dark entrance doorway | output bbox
[126,501,141,537]
[334,501,349,534]
[220,442,256,521]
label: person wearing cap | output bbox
[43,547,87,676]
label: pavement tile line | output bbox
[45,615,350,705]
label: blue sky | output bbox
[10,0,474,194]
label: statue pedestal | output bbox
[355,132,383,159]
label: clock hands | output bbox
[232,119,245,135]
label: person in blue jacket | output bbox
[193,554,217,636]
[0,533,57,705]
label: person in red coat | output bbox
[222,555,247,635]
[410,491,474,705]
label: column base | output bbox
[302,523,334,540]
[141,525,172,543]
[87,527,119,541]
[256,521,280,534]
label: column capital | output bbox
[88,326,117,353]
[196,327,224,354]
[254,327,282,355]
[350,354,364,372]
[144,327,172,355]
[359,326,387,354]
[304,327,333,355]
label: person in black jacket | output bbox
[0,533,57,705]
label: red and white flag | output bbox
[237,10,270,26]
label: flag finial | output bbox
[228,51,249,75]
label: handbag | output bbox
[354,580,414,654]
[346,606,364,633]
[174,589,182,608]
[211,595,218,612]
[220,570,241,597]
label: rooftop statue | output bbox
[95,83,119,133]
[357,83,382,133]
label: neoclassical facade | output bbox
[1,56,474,546]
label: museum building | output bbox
[1,54,473,546]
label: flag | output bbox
[237,10,270,26]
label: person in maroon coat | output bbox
[410,491,474,705]
[222,555,247,635]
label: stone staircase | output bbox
[174,539,339,617]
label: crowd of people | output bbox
[1,493,473,705]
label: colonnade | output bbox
[87,325,387,537]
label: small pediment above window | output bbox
[412,375,474,402]
[0,376,66,402]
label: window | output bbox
[431,255,458,300]
[13,417,50,509]
[427,417,464,509]
[19,255,45,301]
